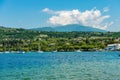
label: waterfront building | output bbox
[106,44,120,51]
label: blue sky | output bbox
[0,0,120,31]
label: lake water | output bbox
[0,52,120,80]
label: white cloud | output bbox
[103,7,109,12]
[42,8,112,30]
[42,8,54,14]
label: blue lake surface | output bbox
[0,52,120,80]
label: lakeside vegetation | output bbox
[0,26,120,52]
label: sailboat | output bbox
[37,38,43,53]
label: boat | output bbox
[38,50,43,53]
[76,50,81,52]
[17,50,25,54]
[4,51,10,54]
[52,50,57,52]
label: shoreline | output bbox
[0,51,120,54]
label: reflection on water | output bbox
[0,52,120,80]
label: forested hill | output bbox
[0,26,120,39]
[0,26,40,39]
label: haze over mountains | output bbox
[31,24,106,32]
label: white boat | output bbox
[38,50,43,53]
[76,50,81,52]
[17,50,25,54]
[4,51,10,54]
[52,50,57,52]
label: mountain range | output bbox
[31,24,106,32]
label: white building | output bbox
[106,44,120,51]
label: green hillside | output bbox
[0,26,120,52]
